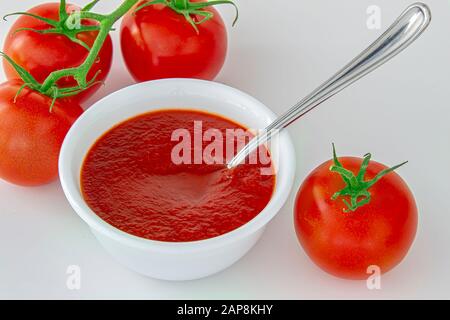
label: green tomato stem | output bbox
[41,0,139,93]
[135,0,238,33]
[329,143,408,213]
[2,0,139,105]
[174,0,189,10]
[82,0,101,12]
[3,0,237,105]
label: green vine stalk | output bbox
[1,0,237,109]
[330,144,407,213]
[1,0,141,109]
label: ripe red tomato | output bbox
[2,2,113,103]
[120,0,228,82]
[0,80,83,186]
[294,151,417,280]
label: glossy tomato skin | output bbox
[294,157,417,280]
[120,0,228,82]
[3,3,113,104]
[0,80,83,186]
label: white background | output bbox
[1,0,449,299]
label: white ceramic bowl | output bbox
[59,79,296,281]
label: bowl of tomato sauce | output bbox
[59,79,296,280]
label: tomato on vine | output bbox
[0,1,140,186]
[121,0,238,82]
[2,1,113,104]
[0,80,83,186]
[294,145,417,279]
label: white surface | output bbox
[58,79,295,280]
[0,0,449,299]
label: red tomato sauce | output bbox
[81,110,275,242]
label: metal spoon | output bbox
[227,3,431,169]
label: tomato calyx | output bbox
[3,0,104,51]
[134,0,238,33]
[0,51,103,111]
[329,144,408,213]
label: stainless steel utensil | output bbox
[227,3,431,169]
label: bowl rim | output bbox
[59,78,296,252]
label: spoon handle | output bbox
[227,3,431,169]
